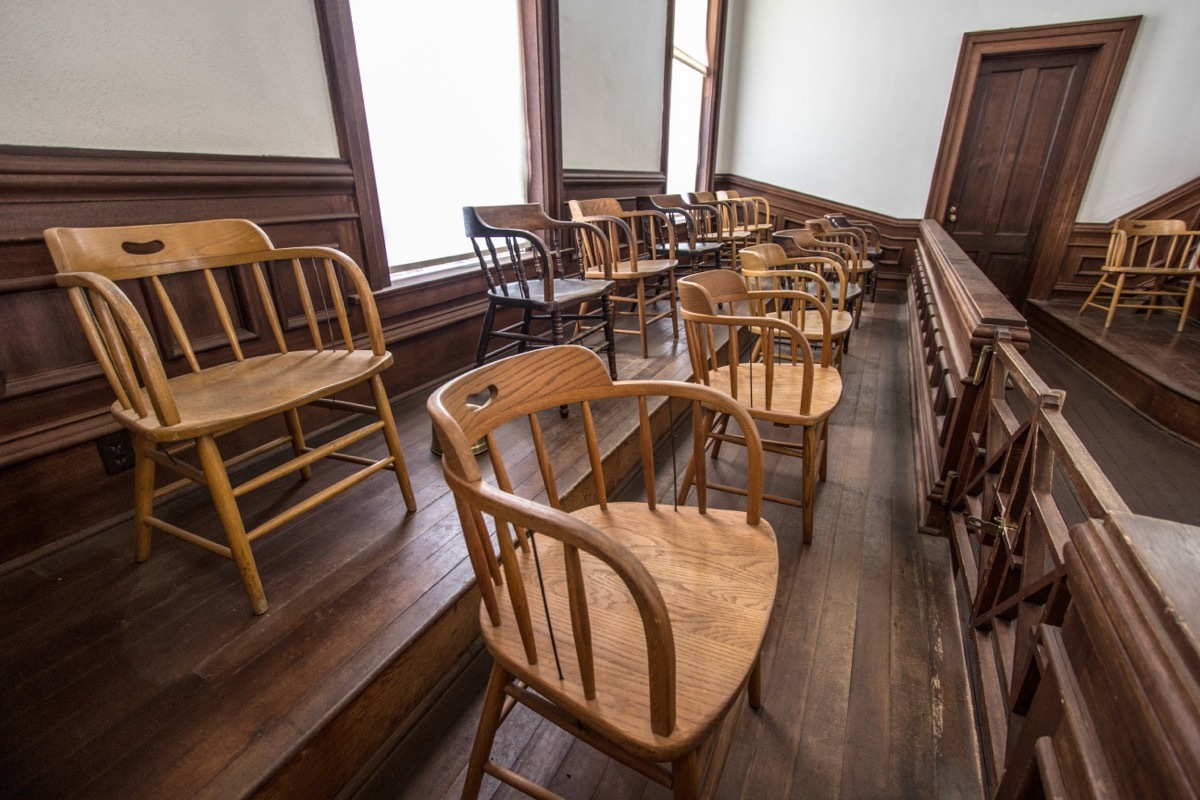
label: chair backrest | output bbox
[740,242,844,313]
[46,218,382,426]
[806,218,867,263]
[1107,218,1195,271]
[773,228,857,283]
[825,213,880,247]
[639,194,721,245]
[678,270,822,414]
[427,345,764,736]
[568,198,676,275]
[464,204,610,301]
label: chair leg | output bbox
[133,435,156,563]
[196,435,268,615]
[283,408,312,480]
[802,425,817,545]
[710,412,731,461]
[462,661,512,800]
[1179,277,1197,332]
[601,294,618,379]
[475,301,498,366]
[667,269,679,341]
[636,280,649,359]
[1104,274,1126,328]
[748,653,763,710]
[819,419,830,482]
[370,375,416,513]
[672,751,701,800]
[1078,276,1107,316]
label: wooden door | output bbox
[945,50,1094,306]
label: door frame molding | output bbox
[925,16,1140,303]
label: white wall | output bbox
[0,0,338,158]
[718,0,1200,222]
[560,0,668,172]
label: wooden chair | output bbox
[677,269,843,543]
[46,218,416,615]
[825,212,883,264]
[636,194,724,272]
[428,345,778,800]
[716,189,774,244]
[687,191,753,268]
[465,204,618,377]
[807,217,877,301]
[567,198,680,359]
[773,228,866,327]
[740,242,854,367]
[1077,218,1200,331]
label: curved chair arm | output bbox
[56,271,179,425]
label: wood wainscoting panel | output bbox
[0,147,383,565]
[561,168,667,210]
[715,174,921,290]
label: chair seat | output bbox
[761,309,853,339]
[706,363,842,425]
[660,241,723,257]
[806,280,862,307]
[482,502,777,761]
[116,350,392,441]
[697,230,752,243]
[585,259,677,281]
[487,278,615,308]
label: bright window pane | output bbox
[350,1,527,268]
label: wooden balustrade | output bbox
[910,219,1200,797]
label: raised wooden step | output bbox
[0,321,703,800]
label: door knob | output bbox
[948,205,958,223]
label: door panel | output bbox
[946,50,1094,305]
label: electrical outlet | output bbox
[97,430,135,474]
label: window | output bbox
[349,1,528,271]
[666,0,709,194]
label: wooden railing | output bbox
[909,220,1200,797]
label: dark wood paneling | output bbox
[0,147,495,566]
[561,169,667,213]
[716,173,921,288]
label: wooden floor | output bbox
[1024,333,1200,527]
[0,294,984,800]
[1026,299,1200,444]
[356,294,985,800]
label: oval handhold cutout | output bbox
[121,239,165,255]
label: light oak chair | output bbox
[568,198,680,358]
[1077,218,1200,331]
[773,228,866,327]
[465,204,618,378]
[740,242,854,367]
[428,345,778,800]
[687,191,753,268]
[46,218,416,614]
[678,269,843,543]
[716,189,774,244]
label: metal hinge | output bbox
[965,514,1009,538]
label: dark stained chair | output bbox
[464,204,618,378]
[637,193,724,272]
[773,228,865,327]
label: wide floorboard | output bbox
[1023,333,1200,527]
[357,294,985,800]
